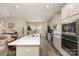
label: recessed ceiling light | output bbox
[16,5,19,8]
[46,5,49,8]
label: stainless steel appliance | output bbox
[62,19,79,56]
[61,34,79,56]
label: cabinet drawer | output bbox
[16,45,39,56]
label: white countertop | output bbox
[8,35,40,46]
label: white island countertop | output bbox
[8,36,40,46]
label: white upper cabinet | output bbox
[61,4,70,20]
[61,3,79,20]
[70,3,79,16]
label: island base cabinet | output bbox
[16,45,40,56]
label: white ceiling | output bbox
[0,3,65,22]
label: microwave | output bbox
[62,19,79,36]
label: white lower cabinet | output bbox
[53,36,61,50]
[16,45,40,56]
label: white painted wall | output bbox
[27,22,43,33]
[1,18,47,37]
[26,22,47,37]
[42,21,48,37]
[2,18,26,37]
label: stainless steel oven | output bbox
[61,34,79,56]
[62,19,79,56]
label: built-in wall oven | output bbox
[62,19,79,56]
[62,34,78,56]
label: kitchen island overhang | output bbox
[8,36,40,56]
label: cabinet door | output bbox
[47,33,51,41]
[61,4,70,20]
[53,35,61,49]
[16,46,39,56]
[70,3,79,16]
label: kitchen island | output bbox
[8,35,40,56]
